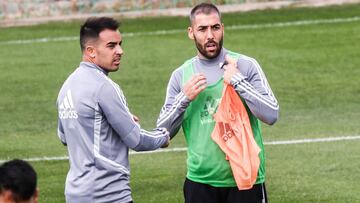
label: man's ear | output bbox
[85,46,96,58]
[188,26,194,40]
[32,188,39,203]
[0,190,15,203]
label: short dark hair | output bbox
[190,3,221,25]
[0,159,37,201]
[79,17,120,51]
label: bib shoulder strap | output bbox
[181,58,196,85]
[226,50,241,60]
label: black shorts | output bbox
[183,178,267,203]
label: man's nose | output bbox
[116,45,124,55]
[205,28,214,39]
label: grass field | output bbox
[0,3,360,203]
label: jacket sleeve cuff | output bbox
[230,72,246,87]
[179,91,191,107]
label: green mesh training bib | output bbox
[181,52,265,187]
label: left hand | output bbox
[132,114,140,123]
[223,55,239,84]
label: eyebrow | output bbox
[197,23,221,28]
[106,41,122,46]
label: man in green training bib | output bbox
[157,3,279,203]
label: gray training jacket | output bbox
[57,62,169,203]
[157,48,279,137]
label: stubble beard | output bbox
[194,35,223,59]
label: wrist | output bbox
[230,72,246,87]
[179,91,191,106]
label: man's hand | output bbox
[132,114,140,123]
[183,73,207,100]
[155,127,170,148]
[223,55,239,84]
[161,138,170,148]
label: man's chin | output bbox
[106,66,120,72]
[204,50,220,59]
[111,67,120,72]
[113,62,121,69]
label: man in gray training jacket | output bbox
[157,3,279,203]
[57,17,169,203]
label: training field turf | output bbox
[1,3,360,202]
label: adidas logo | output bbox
[58,89,78,119]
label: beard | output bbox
[194,35,223,59]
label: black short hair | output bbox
[0,159,37,201]
[190,3,221,25]
[79,17,120,51]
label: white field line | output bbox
[1,135,359,163]
[1,16,359,45]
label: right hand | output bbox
[161,139,170,148]
[155,127,170,148]
[182,73,207,100]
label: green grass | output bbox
[0,3,359,202]
[131,140,360,203]
[31,140,360,203]
[266,140,360,203]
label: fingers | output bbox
[223,55,239,84]
[156,127,169,136]
[223,55,237,71]
[161,139,170,148]
[155,127,170,148]
[189,73,206,87]
[183,73,207,100]
[225,55,237,66]
[190,74,207,91]
[132,114,139,123]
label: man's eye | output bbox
[213,26,220,30]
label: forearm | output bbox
[231,72,279,125]
[132,128,169,151]
[156,91,190,138]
